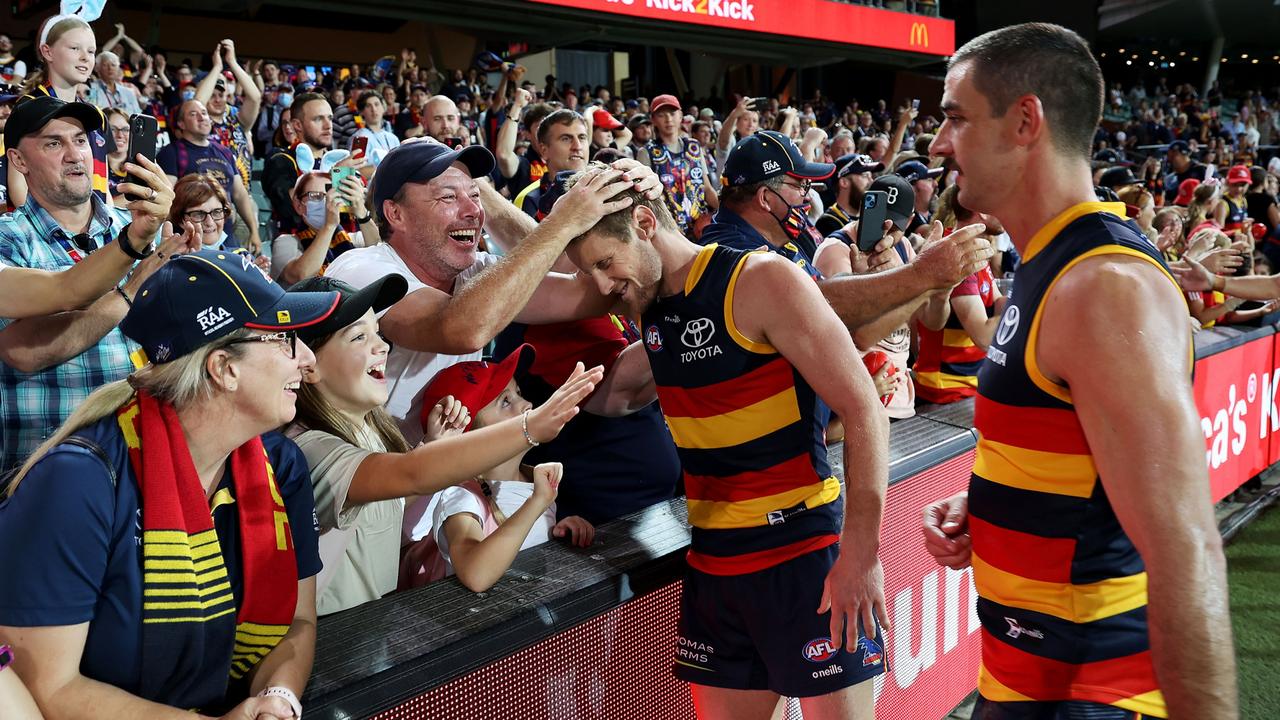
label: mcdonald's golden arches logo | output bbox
[910,22,929,48]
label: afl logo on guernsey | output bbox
[995,305,1020,346]
[645,325,664,352]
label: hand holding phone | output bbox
[351,135,369,160]
[124,114,159,202]
[857,191,890,253]
[330,166,358,212]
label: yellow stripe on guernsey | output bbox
[665,386,801,449]
[973,438,1097,498]
[687,477,841,529]
[913,370,978,391]
[977,666,1036,702]
[941,328,976,349]
[971,552,1149,623]
[1113,690,1169,716]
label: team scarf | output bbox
[294,224,358,274]
[118,391,297,710]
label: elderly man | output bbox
[0,95,177,472]
[85,51,141,115]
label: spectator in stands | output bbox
[625,112,652,159]
[85,51,140,114]
[196,40,260,189]
[913,185,1005,404]
[496,92,555,194]
[1153,207,1186,261]
[103,106,130,203]
[512,108,589,218]
[1248,166,1280,265]
[1187,181,1223,237]
[272,170,374,284]
[0,33,26,84]
[0,96,187,472]
[15,15,109,208]
[639,94,715,239]
[394,83,429,139]
[421,348,597,593]
[1164,139,1213,203]
[166,174,270,278]
[0,88,16,207]
[253,82,289,159]
[589,107,630,161]
[350,90,400,155]
[99,22,144,70]
[0,250,335,719]
[158,99,262,251]
[896,159,943,234]
[816,153,883,237]
[1218,164,1252,232]
[264,92,353,234]
[283,275,601,610]
[332,81,369,150]
[423,95,467,146]
[1117,185,1158,245]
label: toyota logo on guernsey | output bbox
[679,318,723,363]
[605,0,756,22]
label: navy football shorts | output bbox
[672,543,889,698]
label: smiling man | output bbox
[512,108,590,220]
[920,23,1236,719]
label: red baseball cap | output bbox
[592,108,623,130]
[1227,164,1251,185]
[1174,178,1200,206]
[419,344,535,433]
[650,94,681,115]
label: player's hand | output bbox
[922,492,971,569]
[818,548,890,652]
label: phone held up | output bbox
[856,190,890,253]
[330,165,358,212]
[124,113,159,202]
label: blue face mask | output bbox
[304,198,327,229]
[207,229,228,249]
[180,87,196,102]
[278,93,294,109]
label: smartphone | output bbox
[350,135,369,160]
[857,191,890,253]
[124,114,159,202]
[911,98,921,111]
[443,136,464,150]
[750,96,769,110]
[330,165,357,211]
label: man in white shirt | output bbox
[349,92,399,156]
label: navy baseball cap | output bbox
[868,174,916,231]
[289,273,408,345]
[834,153,884,179]
[121,249,339,364]
[370,141,495,223]
[5,95,104,150]
[895,160,944,185]
[1168,140,1191,155]
[723,130,834,187]
[1098,166,1141,190]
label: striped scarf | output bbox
[295,225,358,274]
[119,391,297,710]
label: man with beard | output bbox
[626,113,652,160]
[0,96,180,473]
[561,164,890,720]
[157,99,261,251]
[422,95,467,147]
[263,92,363,234]
[815,153,883,238]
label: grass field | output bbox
[1227,503,1280,718]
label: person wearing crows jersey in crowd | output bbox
[912,185,1006,405]
[815,153,883,238]
[895,159,944,235]
[492,170,679,526]
[561,163,891,720]
[510,108,589,220]
[639,94,717,240]
[14,14,113,209]
[263,93,364,236]
[1217,164,1252,233]
[0,249,336,719]
[923,23,1237,719]
[0,95,195,474]
[393,83,430,139]
[158,99,262,252]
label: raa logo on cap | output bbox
[762,159,781,174]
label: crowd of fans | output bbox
[0,8,1278,719]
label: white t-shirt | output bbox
[325,243,500,445]
[350,127,401,155]
[430,480,556,578]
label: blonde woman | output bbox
[0,249,340,719]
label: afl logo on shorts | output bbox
[645,325,664,352]
[802,637,839,663]
[995,305,1020,347]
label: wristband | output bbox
[353,213,373,225]
[522,410,540,447]
[260,686,302,719]
[116,223,154,260]
[115,286,133,307]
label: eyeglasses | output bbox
[780,179,812,195]
[298,191,326,202]
[226,330,298,358]
[108,125,130,136]
[183,207,229,223]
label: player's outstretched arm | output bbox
[1039,253,1238,718]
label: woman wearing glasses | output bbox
[0,249,340,720]
[271,171,373,285]
[169,173,271,271]
[104,107,131,207]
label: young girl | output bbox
[421,347,596,593]
[286,275,603,614]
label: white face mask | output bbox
[205,229,228,248]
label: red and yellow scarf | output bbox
[119,391,297,710]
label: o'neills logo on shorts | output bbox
[640,0,756,22]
